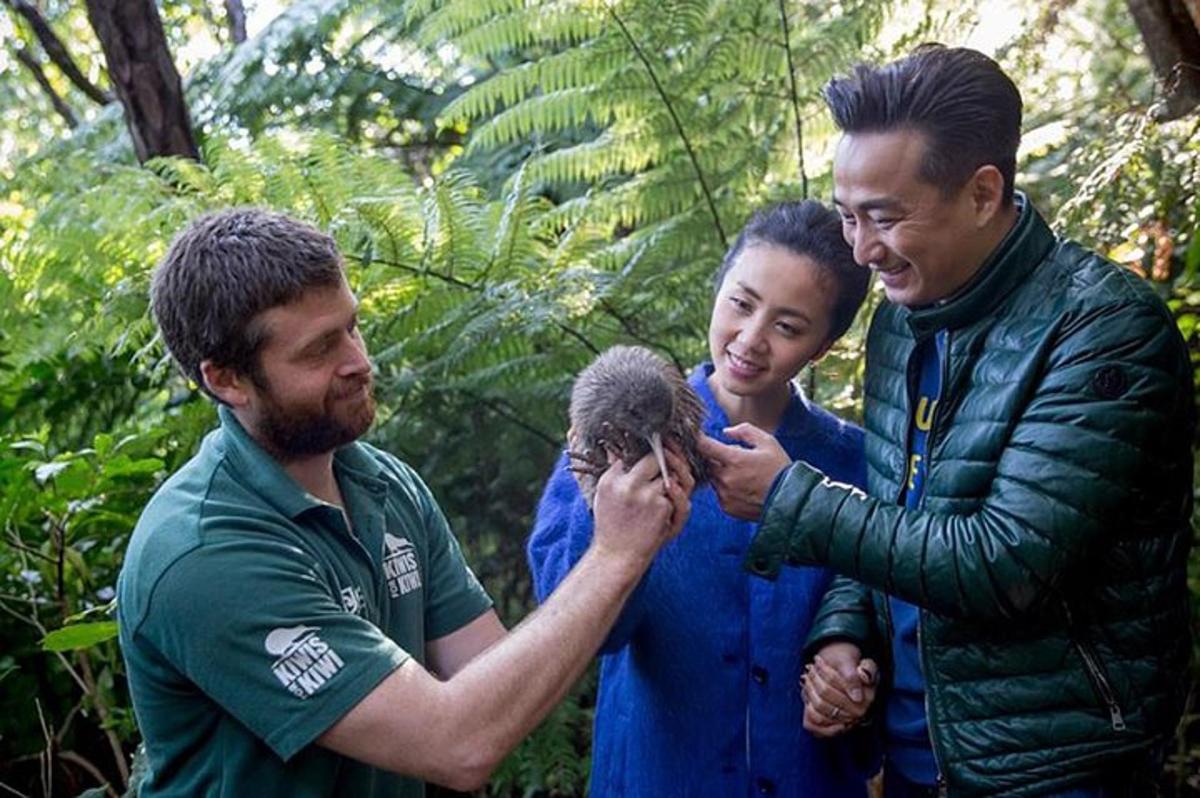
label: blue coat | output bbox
[527,363,873,797]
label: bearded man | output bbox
[117,209,691,797]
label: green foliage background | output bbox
[1,0,1198,794]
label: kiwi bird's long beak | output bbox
[649,432,672,491]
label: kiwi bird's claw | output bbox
[567,448,608,471]
[566,463,607,477]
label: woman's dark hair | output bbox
[822,44,1022,205]
[714,200,869,343]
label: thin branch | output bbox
[597,298,684,372]
[554,320,601,355]
[76,654,130,786]
[0,779,28,798]
[2,535,56,564]
[57,752,117,798]
[51,516,66,605]
[0,597,41,628]
[13,44,78,127]
[347,252,600,354]
[346,252,477,291]
[2,0,112,105]
[3,539,93,697]
[608,7,728,248]
[0,591,45,604]
[35,698,53,798]
[776,0,807,198]
[466,391,559,446]
[222,0,246,44]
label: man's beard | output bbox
[256,376,377,460]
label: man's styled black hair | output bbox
[715,200,869,343]
[823,44,1023,205]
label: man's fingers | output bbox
[662,447,695,493]
[621,451,664,480]
[696,433,738,465]
[858,658,879,686]
[722,422,772,448]
[803,663,861,720]
[813,655,862,702]
[663,474,691,536]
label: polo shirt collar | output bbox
[904,192,1056,338]
[215,405,340,520]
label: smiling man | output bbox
[116,209,691,797]
[702,45,1193,796]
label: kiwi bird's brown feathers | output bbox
[568,345,706,507]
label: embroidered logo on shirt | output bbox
[340,585,366,616]
[265,625,345,699]
[383,533,422,598]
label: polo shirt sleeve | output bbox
[402,468,494,640]
[138,534,410,761]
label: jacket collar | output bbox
[904,193,1056,338]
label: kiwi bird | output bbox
[568,345,706,507]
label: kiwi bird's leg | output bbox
[649,431,672,490]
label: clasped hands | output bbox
[800,642,878,737]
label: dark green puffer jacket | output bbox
[745,197,1193,796]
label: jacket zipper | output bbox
[928,330,951,446]
[898,331,950,789]
[1063,602,1126,731]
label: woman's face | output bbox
[708,244,836,404]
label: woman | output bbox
[527,200,875,797]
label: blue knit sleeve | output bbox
[526,452,649,653]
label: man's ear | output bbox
[200,360,252,407]
[968,165,1006,227]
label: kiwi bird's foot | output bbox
[566,448,608,476]
[567,463,607,477]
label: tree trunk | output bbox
[1126,0,1200,119]
[2,0,113,105]
[13,45,78,127]
[223,0,246,44]
[84,0,200,162]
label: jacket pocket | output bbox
[1071,637,1127,732]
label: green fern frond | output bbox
[437,3,607,58]
[413,0,528,44]
[466,88,610,152]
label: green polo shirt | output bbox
[117,407,492,797]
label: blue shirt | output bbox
[527,363,874,797]
[885,332,944,786]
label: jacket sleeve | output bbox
[526,452,649,652]
[802,575,881,662]
[747,299,1192,620]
